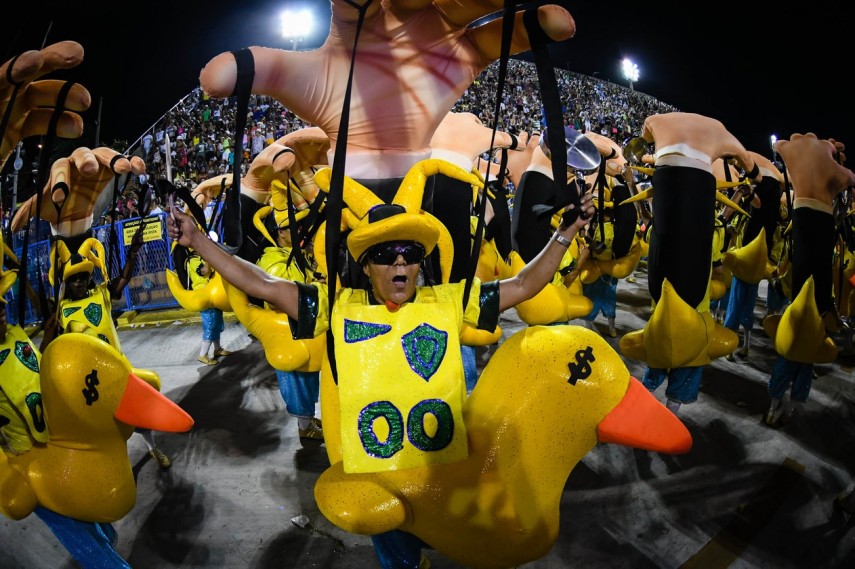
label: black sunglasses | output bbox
[364,241,426,266]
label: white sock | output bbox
[212,341,222,352]
[200,340,212,357]
[297,417,314,430]
[665,399,681,413]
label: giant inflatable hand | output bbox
[314,325,691,568]
[11,146,145,237]
[0,41,91,167]
[199,2,575,175]
[763,133,855,362]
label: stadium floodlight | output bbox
[281,8,314,50]
[621,58,639,91]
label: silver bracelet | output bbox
[552,233,572,248]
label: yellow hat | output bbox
[314,159,481,264]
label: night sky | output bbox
[5,1,852,161]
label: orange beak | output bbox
[114,372,194,432]
[597,377,692,454]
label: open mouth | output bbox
[392,275,408,284]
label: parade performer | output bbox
[169,154,593,566]
[168,155,692,569]
[253,188,323,440]
[577,132,638,338]
[722,151,784,360]
[619,113,759,406]
[53,234,173,470]
[506,133,597,326]
[13,142,175,471]
[0,227,192,568]
[186,253,232,365]
[762,133,855,428]
[0,42,193,568]
[429,111,529,389]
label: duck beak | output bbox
[596,377,692,454]
[114,372,194,432]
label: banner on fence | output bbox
[122,216,163,243]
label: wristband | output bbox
[744,162,760,180]
[552,233,572,248]
[508,133,519,150]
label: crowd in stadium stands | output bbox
[108,59,677,223]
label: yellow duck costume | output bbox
[0,333,193,566]
[305,160,692,568]
[224,189,326,373]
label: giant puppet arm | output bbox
[430,111,528,171]
[199,2,575,176]
[775,133,855,205]
[0,41,91,167]
[11,146,145,237]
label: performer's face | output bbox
[362,241,425,306]
[66,272,90,300]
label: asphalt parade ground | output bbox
[3,270,855,568]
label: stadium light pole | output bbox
[621,58,639,91]
[281,8,314,50]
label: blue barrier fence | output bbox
[6,213,179,326]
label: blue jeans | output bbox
[582,275,618,320]
[768,356,813,403]
[200,308,224,341]
[371,530,428,569]
[275,370,320,417]
[724,277,758,332]
[35,506,130,568]
[641,366,705,404]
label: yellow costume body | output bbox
[296,278,493,471]
[0,325,48,455]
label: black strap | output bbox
[18,80,74,326]
[325,0,373,383]
[462,0,515,311]
[284,176,310,277]
[216,48,255,254]
[107,169,131,277]
[207,177,229,234]
[523,9,576,220]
